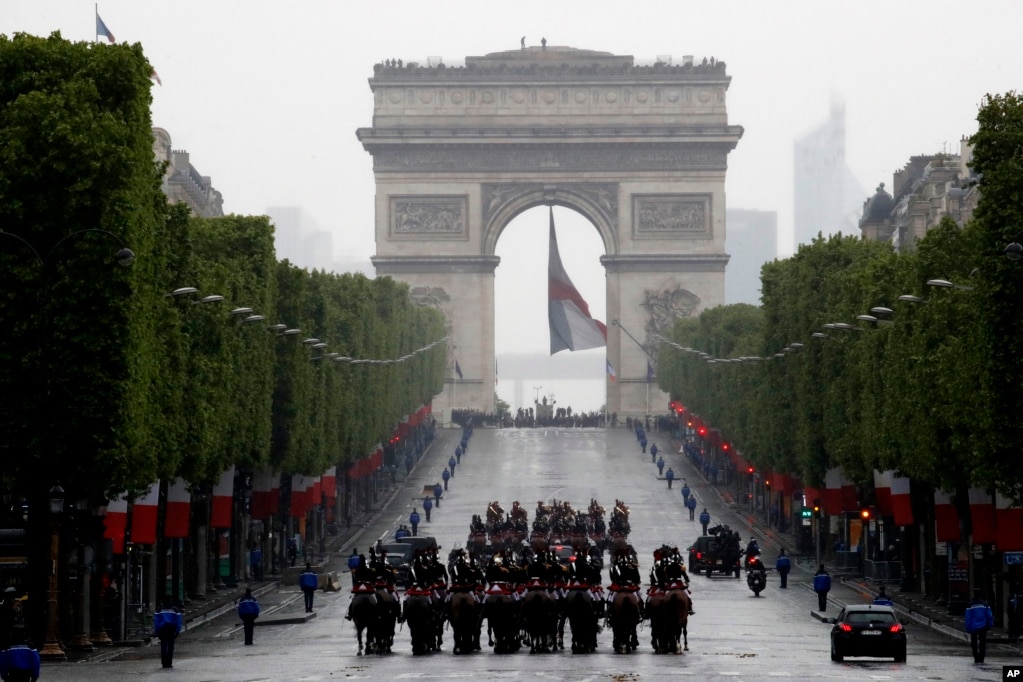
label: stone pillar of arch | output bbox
[358,47,743,422]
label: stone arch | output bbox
[357,46,742,421]
[482,183,619,257]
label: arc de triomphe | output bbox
[357,47,742,422]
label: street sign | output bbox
[1005,552,1023,566]
[800,509,813,518]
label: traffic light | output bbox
[747,466,754,474]
[722,443,730,451]
[697,426,707,437]
[860,508,872,521]
[764,478,771,489]
[812,499,821,513]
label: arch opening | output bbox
[495,206,607,416]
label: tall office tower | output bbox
[793,99,866,251]
[725,209,778,306]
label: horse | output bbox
[402,587,436,655]
[520,584,557,653]
[663,583,690,653]
[564,583,598,653]
[350,587,379,655]
[482,585,520,653]
[447,589,481,654]
[609,587,641,654]
[372,584,399,654]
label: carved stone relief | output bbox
[633,194,711,238]
[642,285,702,348]
[482,182,619,232]
[408,286,451,309]
[390,196,468,239]
[374,148,727,172]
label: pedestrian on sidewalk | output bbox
[656,456,665,476]
[965,589,995,663]
[685,495,697,520]
[442,467,451,491]
[0,633,40,681]
[238,588,261,645]
[300,563,318,612]
[348,548,361,585]
[423,496,433,521]
[410,508,421,535]
[813,565,831,611]
[434,483,443,507]
[666,467,675,489]
[153,602,182,668]
[699,508,711,535]
[775,549,791,588]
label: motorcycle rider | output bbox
[744,538,761,569]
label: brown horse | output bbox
[448,590,480,654]
[609,588,641,654]
[521,587,557,653]
[648,585,690,653]
[350,591,379,655]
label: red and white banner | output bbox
[824,468,858,515]
[873,470,913,525]
[103,498,128,554]
[970,488,996,545]
[131,483,160,545]
[211,467,235,528]
[291,475,312,518]
[996,493,1023,552]
[249,469,276,520]
[164,479,191,539]
[934,489,959,543]
[321,466,337,500]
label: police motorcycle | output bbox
[745,555,767,597]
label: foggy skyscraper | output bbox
[793,99,866,251]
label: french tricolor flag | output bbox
[95,13,115,43]
[548,207,606,354]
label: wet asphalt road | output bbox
[42,426,1003,680]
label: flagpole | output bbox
[94,4,98,42]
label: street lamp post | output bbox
[40,484,66,660]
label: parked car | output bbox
[828,604,907,662]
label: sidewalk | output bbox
[666,433,1023,656]
[71,437,439,662]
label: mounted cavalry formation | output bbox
[345,498,697,656]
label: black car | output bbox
[377,543,415,586]
[829,604,907,662]
[687,535,741,577]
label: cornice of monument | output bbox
[601,253,729,273]
[371,255,500,275]
[370,47,730,86]
[357,126,744,142]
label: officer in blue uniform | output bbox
[455,445,463,464]
[442,467,451,491]
[238,588,261,645]
[153,602,183,668]
[650,442,659,463]
[775,549,792,588]
[448,456,457,476]
[348,548,361,585]
[665,467,675,489]
[422,496,433,521]
[433,483,443,508]
[685,494,697,520]
[699,508,711,535]
[0,635,40,682]
[300,563,318,612]
[656,456,665,476]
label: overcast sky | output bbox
[5,1,1021,412]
